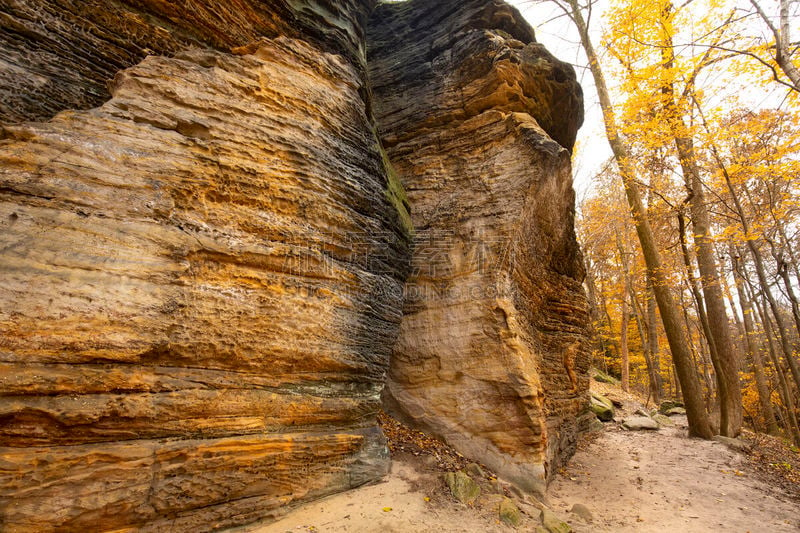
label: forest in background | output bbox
[544,0,800,443]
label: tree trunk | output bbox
[777,259,800,337]
[621,295,630,392]
[745,241,800,393]
[704,126,800,394]
[632,285,661,404]
[681,290,716,413]
[753,294,800,445]
[731,249,780,435]
[749,0,800,92]
[646,279,664,402]
[616,229,635,393]
[563,0,713,439]
[678,210,721,416]
[659,2,742,436]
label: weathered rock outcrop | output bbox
[0,0,588,529]
[0,0,371,123]
[0,2,410,531]
[368,0,590,494]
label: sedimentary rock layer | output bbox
[0,0,372,123]
[0,5,409,531]
[368,0,590,494]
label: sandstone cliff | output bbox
[0,2,410,531]
[368,0,590,494]
[0,0,588,530]
[0,0,371,123]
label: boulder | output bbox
[653,414,675,427]
[587,418,606,432]
[666,407,687,416]
[606,394,625,408]
[591,392,615,422]
[444,471,481,505]
[466,462,486,478]
[622,416,660,431]
[369,0,589,495]
[591,391,614,408]
[659,400,685,414]
[500,497,523,527]
[591,368,620,384]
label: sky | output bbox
[508,0,798,201]
[509,0,612,201]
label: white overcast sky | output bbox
[509,0,611,201]
[508,0,797,201]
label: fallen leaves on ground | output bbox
[378,411,472,472]
[742,430,800,501]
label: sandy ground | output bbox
[243,458,513,533]
[240,391,799,532]
[548,418,799,532]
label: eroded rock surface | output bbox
[1,0,588,529]
[0,3,410,531]
[0,0,372,123]
[368,0,590,494]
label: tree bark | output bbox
[777,259,800,337]
[632,283,661,404]
[562,0,713,438]
[616,229,635,393]
[703,124,800,394]
[678,210,721,415]
[646,278,664,401]
[749,0,800,92]
[731,248,780,435]
[621,294,630,392]
[752,292,800,445]
[659,2,742,436]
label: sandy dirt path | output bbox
[548,416,799,532]
[239,413,799,532]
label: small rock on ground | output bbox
[540,508,572,533]
[652,413,674,427]
[712,435,750,453]
[658,400,684,414]
[444,470,481,504]
[465,462,485,478]
[622,416,659,431]
[570,503,593,522]
[591,392,614,422]
[499,497,522,527]
[588,418,605,431]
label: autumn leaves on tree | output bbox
[547,0,800,442]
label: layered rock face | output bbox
[368,0,590,494]
[0,0,588,529]
[0,0,371,123]
[0,2,411,531]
